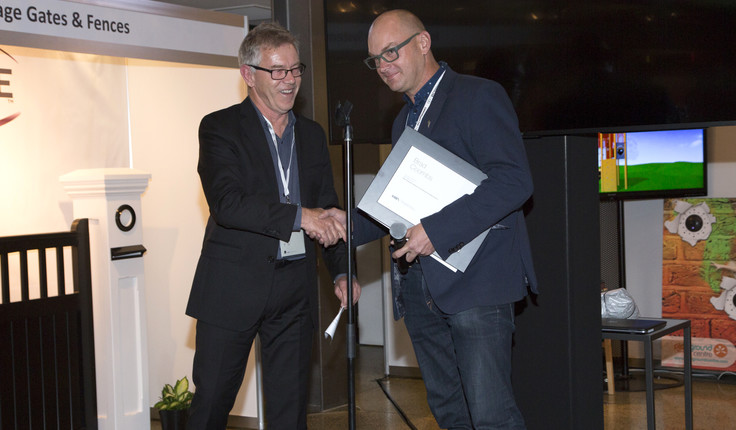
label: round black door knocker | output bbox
[115,204,136,232]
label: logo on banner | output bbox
[662,336,736,369]
[1,47,20,127]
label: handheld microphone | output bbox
[389,222,409,275]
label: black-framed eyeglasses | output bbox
[248,63,307,80]
[363,33,420,70]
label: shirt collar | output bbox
[404,61,448,108]
[250,98,296,139]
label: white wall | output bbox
[0,45,129,236]
[125,58,258,417]
[355,169,385,346]
[0,43,261,417]
[706,126,736,198]
[623,200,664,317]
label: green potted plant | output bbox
[155,376,193,430]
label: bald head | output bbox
[369,9,425,40]
[367,9,439,100]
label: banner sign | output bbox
[662,198,736,372]
[0,0,246,66]
[662,336,736,369]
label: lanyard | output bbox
[263,117,295,203]
[412,69,446,131]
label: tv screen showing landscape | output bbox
[598,128,706,200]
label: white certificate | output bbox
[357,127,490,272]
[377,146,476,225]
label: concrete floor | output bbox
[153,345,736,429]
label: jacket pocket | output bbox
[201,241,242,263]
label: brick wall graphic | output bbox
[661,198,736,372]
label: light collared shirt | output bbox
[251,99,304,260]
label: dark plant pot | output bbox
[159,409,188,430]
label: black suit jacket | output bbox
[186,98,347,331]
[354,67,538,315]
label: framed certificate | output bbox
[357,127,489,272]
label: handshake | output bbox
[301,207,348,247]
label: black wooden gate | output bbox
[0,219,97,430]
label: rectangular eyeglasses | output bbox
[248,63,307,80]
[363,33,420,70]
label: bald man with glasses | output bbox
[346,9,538,430]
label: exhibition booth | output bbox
[1,1,251,428]
[3,1,736,430]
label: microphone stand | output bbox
[335,101,356,430]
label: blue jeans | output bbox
[401,264,526,430]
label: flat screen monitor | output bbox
[598,128,706,200]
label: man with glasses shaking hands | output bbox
[186,22,360,429]
[348,9,538,430]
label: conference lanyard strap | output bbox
[263,117,295,203]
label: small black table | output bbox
[601,318,692,430]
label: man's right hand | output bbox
[319,207,347,229]
[301,207,347,246]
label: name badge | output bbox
[280,231,306,257]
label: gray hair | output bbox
[238,22,300,67]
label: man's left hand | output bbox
[334,275,361,308]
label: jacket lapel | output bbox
[240,98,280,200]
[294,116,313,207]
[417,68,455,136]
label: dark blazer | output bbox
[186,98,347,331]
[354,66,538,315]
